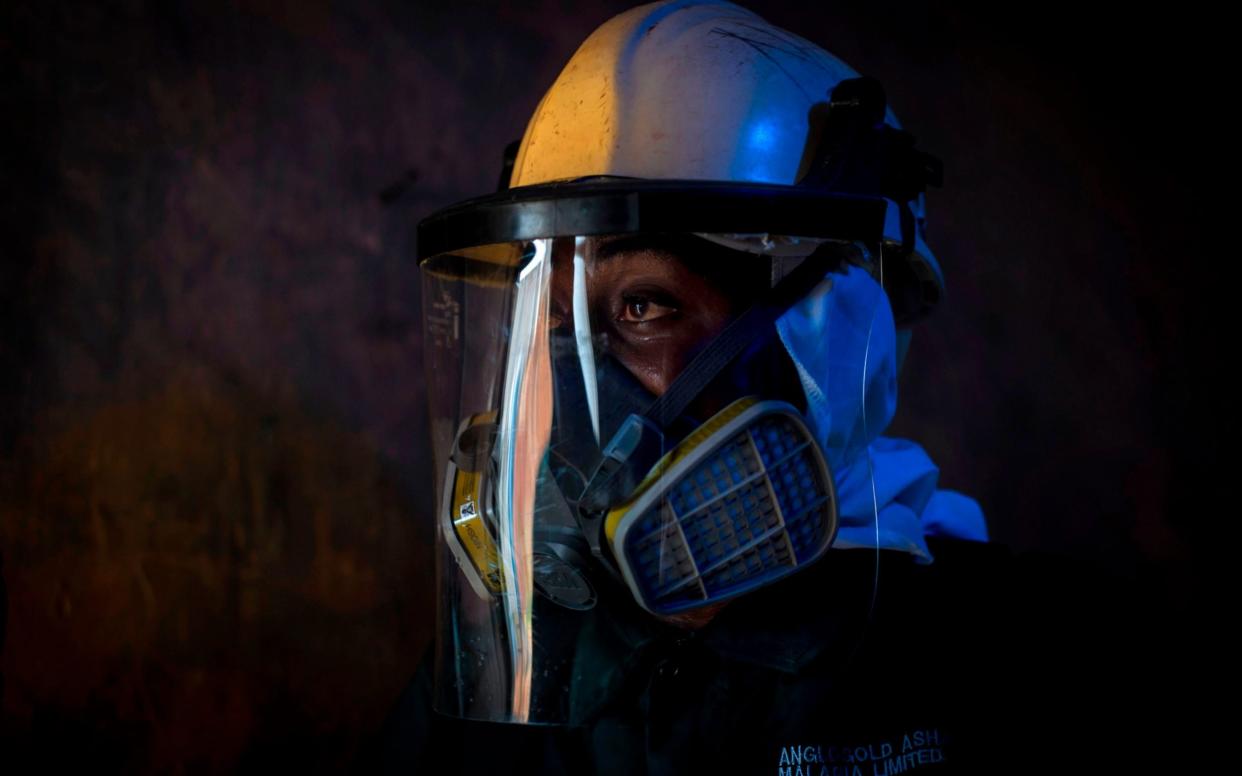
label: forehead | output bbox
[588,233,725,261]
[577,233,769,284]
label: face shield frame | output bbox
[418,176,886,264]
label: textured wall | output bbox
[1,0,1218,770]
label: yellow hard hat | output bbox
[506,0,943,320]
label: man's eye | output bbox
[619,294,677,323]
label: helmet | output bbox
[417,0,959,725]
[507,0,945,321]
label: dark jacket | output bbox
[379,537,1153,775]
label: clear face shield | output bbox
[418,180,898,724]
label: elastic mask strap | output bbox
[644,249,837,427]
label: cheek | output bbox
[612,323,720,399]
[615,348,676,398]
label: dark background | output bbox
[1,0,1222,771]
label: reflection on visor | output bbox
[493,239,554,722]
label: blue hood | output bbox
[775,265,988,562]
